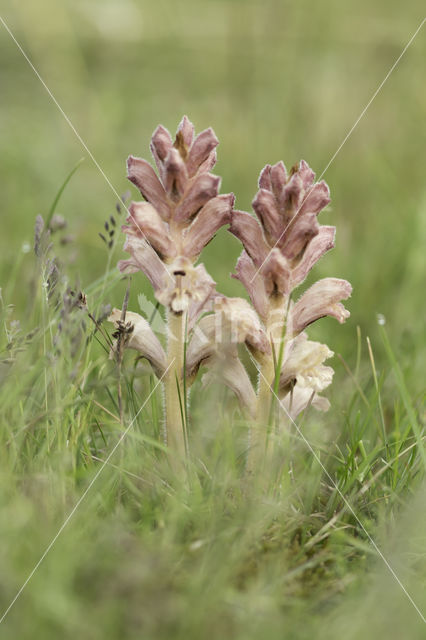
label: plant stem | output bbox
[247,294,287,474]
[164,310,187,459]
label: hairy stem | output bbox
[164,310,187,459]
[247,294,287,473]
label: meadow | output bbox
[0,1,425,638]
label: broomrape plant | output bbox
[108,116,352,470]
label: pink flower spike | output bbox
[290,277,352,335]
[127,155,171,220]
[124,201,175,260]
[182,193,234,260]
[174,173,221,222]
[290,226,335,289]
[186,127,219,177]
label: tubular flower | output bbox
[119,115,234,317]
[108,308,167,378]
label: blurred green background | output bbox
[1,0,425,367]
[1,3,425,638]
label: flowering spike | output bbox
[229,157,351,471]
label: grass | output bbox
[0,0,425,638]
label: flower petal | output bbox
[270,161,288,200]
[108,308,167,377]
[298,180,330,216]
[197,149,217,174]
[202,354,257,417]
[186,127,219,177]
[261,248,291,296]
[127,156,171,220]
[229,210,270,266]
[290,277,352,335]
[281,173,304,220]
[232,251,269,319]
[290,226,335,288]
[280,335,334,393]
[162,148,188,199]
[118,234,165,290]
[187,314,257,415]
[281,386,330,419]
[174,173,221,222]
[155,257,215,318]
[177,115,195,149]
[150,125,173,173]
[182,193,234,260]
[187,264,216,325]
[124,201,175,260]
[297,159,315,189]
[258,164,272,190]
[186,314,216,378]
[280,212,319,259]
[213,296,271,357]
[252,188,282,243]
